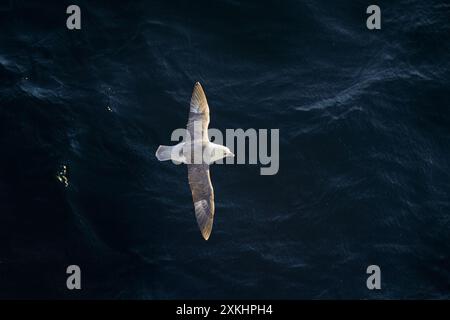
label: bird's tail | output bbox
[155,145,174,161]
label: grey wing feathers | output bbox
[187,82,210,141]
[187,164,215,240]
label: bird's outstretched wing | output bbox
[187,82,210,141]
[188,164,214,240]
[187,82,214,240]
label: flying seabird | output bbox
[155,82,234,240]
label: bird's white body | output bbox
[158,141,232,165]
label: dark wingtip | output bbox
[202,229,211,241]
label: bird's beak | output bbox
[230,152,235,157]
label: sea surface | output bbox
[0,0,449,299]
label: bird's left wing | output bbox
[187,82,210,142]
[187,164,215,240]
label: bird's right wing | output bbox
[187,82,210,142]
[187,164,215,240]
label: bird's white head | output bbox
[208,144,234,163]
[224,147,235,158]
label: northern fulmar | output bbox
[156,82,234,240]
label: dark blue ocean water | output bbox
[0,0,449,299]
